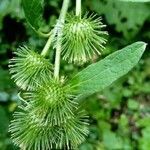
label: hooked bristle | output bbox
[9,79,89,149]
[61,13,108,64]
[9,46,53,91]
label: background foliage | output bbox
[0,0,150,149]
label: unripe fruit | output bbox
[62,13,108,64]
[9,80,89,149]
[9,46,53,90]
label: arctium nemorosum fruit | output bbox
[62,13,108,64]
[9,46,53,90]
[9,79,89,150]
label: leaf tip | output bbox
[137,41,147,49]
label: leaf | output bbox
[139,127,150,150]
[70,42,146,98]
[137,117,150,127]
[88,0,150,39]
[0,0,23,30]
[120,0,150,2]
[127,99,139,110]
[22,0,44,30]
[103,131,123,149]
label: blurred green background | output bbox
[0,0,150,149]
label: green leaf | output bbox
[120,0,150,2]
[103,131,123,149]
[127,99,139,110]
[0,0,23,30]
[139,127,150,150]
[137,117,150,127]
[22,0,44,30]
[70,42,146,98]
[88,0,150,39]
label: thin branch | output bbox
[54,0,70,79]
[41,31,53,56]
[76,0,81,18]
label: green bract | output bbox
[9,79,89,150]
[9,46,53,90]
[26,79,78,126]
[62,13,108,64]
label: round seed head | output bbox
[26,79,78,126]
[9,110,63,150]
[9,105,89,149]
[9,46,53,90]
[62,13,108,64]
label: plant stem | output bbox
[37,30,51,38]
[41,23,61,57]
[54,0,70,79]
[41,31,52,57]
[76,0,81,18]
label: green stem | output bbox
[54,0,70,79]
[30,23,51,38]
[37,30,51,38]
[76,0,81,18]
[41,23,61,57]
[41,31,52,57]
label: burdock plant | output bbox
[9,0,146,149]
